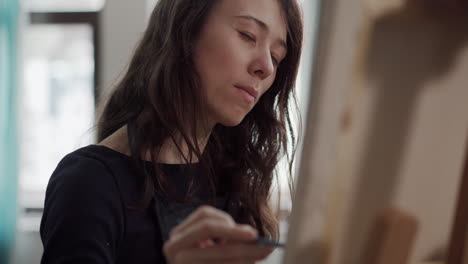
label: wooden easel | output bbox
[448,142,468,264]
[361,136,468,264]
[362,207,419,264]
[283,0,468,263]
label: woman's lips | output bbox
[234,85,258,104]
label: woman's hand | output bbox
[163,205,274,264]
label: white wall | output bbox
[99,0,148,96]
[146,0,159,21]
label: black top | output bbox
[40,145,238,264]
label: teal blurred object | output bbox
[0,0,19,263]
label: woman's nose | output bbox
[248,52,275,80]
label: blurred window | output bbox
[19,10,100,222]
[24,0,105,12]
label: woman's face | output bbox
[193,0,288,128]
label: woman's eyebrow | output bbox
[234,15,287,51]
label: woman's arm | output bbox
[40,155,124,264]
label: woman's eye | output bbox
[239,32,256,43]
[271,56,279,66]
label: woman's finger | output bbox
[169,205,235,238]
[173,243,273,263]
[164,220,258,256]
[198,239,215,248]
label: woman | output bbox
[40,0,303,263]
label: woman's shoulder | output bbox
[46,144,142,205]
[60,144,132,167]
[50,145,128,181]
[46,145,123,195]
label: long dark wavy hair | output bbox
[96,0,303,240]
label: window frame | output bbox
[29,11,101,104]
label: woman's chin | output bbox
[218,115,247,127]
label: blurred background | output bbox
[0,0,320,263]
